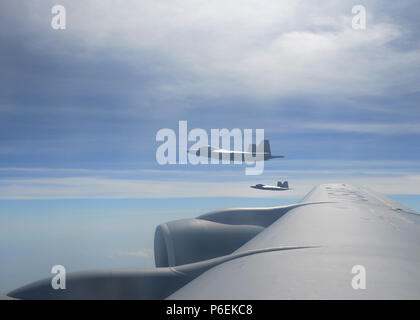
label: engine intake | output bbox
[154,218,263,267]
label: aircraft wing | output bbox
[168,184,420,299]
[7,184,420,299]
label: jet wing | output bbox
[168,184,420,299]
[7,184,420,300]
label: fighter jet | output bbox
[189,139,283,162]
[251,181,290,191]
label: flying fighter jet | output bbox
[4,184,420,300]
[251,181,290,191]
[189,139,283,162]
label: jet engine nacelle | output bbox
[154,218,263,267]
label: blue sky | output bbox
[0,1,420,291]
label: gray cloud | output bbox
[1,0,420,107]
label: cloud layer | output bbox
[2,162,420,200]
[2,0,420,104]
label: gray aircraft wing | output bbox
[6,184,420,299]
[168,183,420,299]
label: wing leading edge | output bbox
[169,184,420,299]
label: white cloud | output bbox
[1,165,420,200]
[272,121,420,135]
[0,177,301,199]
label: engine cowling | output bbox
[154,218,264,267]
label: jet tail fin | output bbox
[248,140,271,155]
[277,181,289,188]
[248,139,284,160]
[265,140,271,155]
[259,140,271,156]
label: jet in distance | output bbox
[188,139,283,162]
[251,181,290,191]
